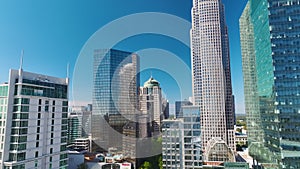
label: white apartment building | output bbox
[0,69,68,169]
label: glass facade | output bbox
[0,86,8,97]
[175,101,192,118]
[180,106,202,168]
[162,119,184,169]
[240,0,300,168]
[67,115,81,144]
[92,49,139,152]
[15,79,67,99]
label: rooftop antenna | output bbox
[19,49,24,71]
[67,62,70,79]
[66,62,70,85]
[18,50,24,95]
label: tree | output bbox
[139,161,153,169]
[158,155,163,169]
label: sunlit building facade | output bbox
[92,49,139,152]
[0,69,68,169]
[190,0,235,162]
[240,0,300,168]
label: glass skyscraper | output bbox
[92,49,139,152]
[190,0,235,161]
[240,0,300,168]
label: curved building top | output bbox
[143,76,160,88]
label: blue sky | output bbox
[0,0,248,113]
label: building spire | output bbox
[19,49,24,71]
[66,62,70,85]
[67,62,70,79]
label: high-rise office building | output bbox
[240,1,300,168]
[0,69,69,169]
[67,112,82,144]
[162,98,169,119]
[139,77,163,135]
[162,119,184,169]
[175,100,192,118]
[162,106,203,169]
[81,104,92,138]
[92,49,139,152]
[180,106,203,168]
[190,0,235,161]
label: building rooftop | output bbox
[143,76,160,88]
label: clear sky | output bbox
[0,0,248,114]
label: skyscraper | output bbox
[190,0,235,161]
[240,1,300,168]
[0,69,69,169]
[67,112,82,144]
[139,77,163,135]
[92,49,139,152]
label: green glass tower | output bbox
[240,0,300,168]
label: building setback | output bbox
[190,0,235,161]
[0,69,68,169]
[240,0,300,168]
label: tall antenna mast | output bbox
[19,49,24,70]
[67,62,70,79]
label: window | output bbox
[12,113,28,119]
[9,152,26,161]
[50,148,53,154]
[14,98,29,104]
[39,99,42,105]
[62,107,68,112]
[62,113,67,118]
[13,106,29,112]
[62,101,68,106]
[35,151,38,158]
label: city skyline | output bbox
[0,0,248,114]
